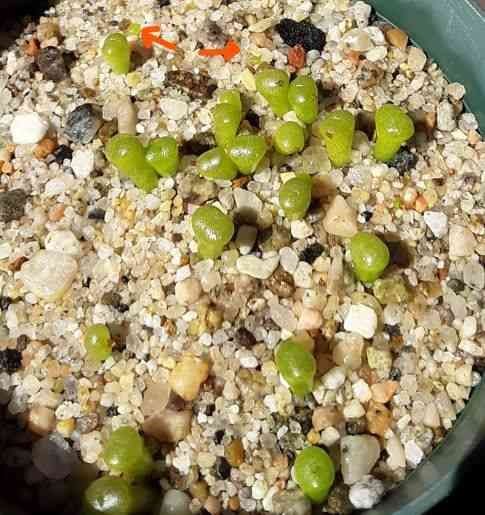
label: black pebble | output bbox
[0,296,12,311]
[235,327,257,347]
[384,324,401,337]
[159,0,170,5]
[205,404,216,416]
[389,367,402,381]
[0,189,28,223]
[88,208,106,221]
[362,210,373,222]
[53,144,73,164]
[447,278,465,293]
[388,149,418,175]
[37,47,67,82]
[214,430,224,444]
[275,18,326,52]
[65,103,102,144]
[16,335,30,352]
[346,418,367,435]
[0,349,22,373]
[245,109,260,129]
[216,457,231,479]
[299,242,324,264]
[106,406,119,417]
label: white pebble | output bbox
[404,440,424,468]
[290,220,313,239]
[462,316,477,338]
[293,262,313,288]
[386,434,406,470]
[343,399,365,419]
[279,247,299,273]
[20,250,78,301]
[252,479,268,500]
[297,307,323,330]
[437,100,456,131]
[71,149,95,179]
[160,98,188,120]
[322,366,346,390]
[447,82,466,100]
[45,230,81,256]
[349,476,385,509]
[423,211,448,238]
[10,112,48,144]
[407,47,427,72]
[237,255,279,279]
[175,277,202,306]
[352,379,372,403]
[449,225,476,258]
[234,188,263,213]
[366,46,387,62]
[344,304,378,339]
[321,426,341,447]
[323,195,358,238]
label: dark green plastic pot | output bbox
[366,1,485,514]
[1,1,485,515]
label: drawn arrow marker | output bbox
[199,40,240,61]
[141,25,177,51]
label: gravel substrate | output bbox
[0,0,484,513]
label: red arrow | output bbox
[199,40,240,61]
[141,25,177,51]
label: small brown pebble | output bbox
[232,176,250,189]
[33,137,57,160]
[264,266,295,298]
[98,121,118,145]
[326,483,353,515]
[225,438,245,467]
[288,45,306,70]
[169,354,210,401]
[359,365,378,385]
[312,406,343,431]
[228,496,240,511]
[9,256,28,272]
[143,409,192,443]
[385,27,409,50]
[366,401,392,437]
[1,162,14,174]
[28,405,56,436]
[414,195,428,213]
[344,50,361,65]
[316,352,334,376]
[48,204,65,222]
[37,21,61,42]
[424,111,437,137]
[371,381,398,403]
[204,495,221,515]
[189,480,209,502]
[24,38,40,57]
[165,70,216,100]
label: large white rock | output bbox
[45,230,81,256]
[10,112,49,145]
[349,475,385,509]
[449,225,476,258]
[237,255,279,279]
[423,211,448,238]
[344,304,378,339]
[341,435,381,485]
[323,195,358,238]
[20,250,78,301]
